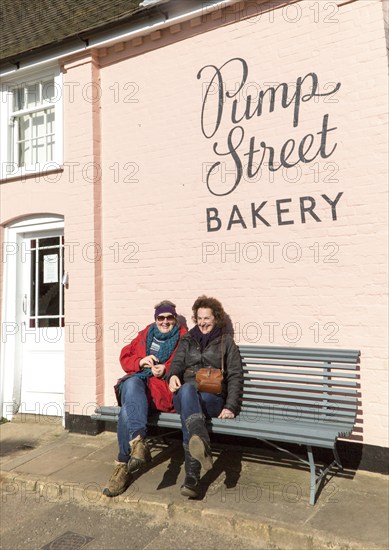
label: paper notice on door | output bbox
[43,254,58,283]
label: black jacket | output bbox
[167,332,243,416]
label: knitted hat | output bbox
[154,304,177,319]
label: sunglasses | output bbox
[156,315,175,322]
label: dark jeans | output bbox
[117,377,149,463]
[173,383,225,444]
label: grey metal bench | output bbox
[92,345,360,505]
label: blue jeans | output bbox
[117,377,150,463]
[173,383,225,444]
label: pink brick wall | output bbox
[97,0,388,446]
[61,56,104,413]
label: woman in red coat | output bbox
[104,300,186,497]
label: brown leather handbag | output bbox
[195,336,224,394]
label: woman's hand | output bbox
[151,363,166,378]
[139,355,159,368]
[218,408,235,419]
[168,375,182,392]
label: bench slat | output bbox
[243,366,358,377]
[241,395,357,410]
[241,357,359,365]
[243,387,357,400]
[243,373,358,387]
[239,345,359,354]
[211,418,354,435]
[244,376,356,395]
[147,412,352,432]
[239,407,357,421]
[239,345,360,360]
[242,362,358,372]
[145,416,353,447]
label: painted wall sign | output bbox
[197,58,342,232]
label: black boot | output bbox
[181,444,201,498]
[186,413,213,472]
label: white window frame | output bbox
[0,66,63,180]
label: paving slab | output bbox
[15,443,100,476]
[308,489,389,547]
[0,419,64,467]
[0,420,388,550]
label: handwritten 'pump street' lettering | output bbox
[208,114,337,196]
[197,58,340,140]
[197,57,343,232]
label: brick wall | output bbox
[98,0,388,447]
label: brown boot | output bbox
[103,462,132,497]
[128,435,151,473]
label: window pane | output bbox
[13,87,25,110]
[38,248,60,316]
[47,135,55,161]
[62,252,65,317]
[18,141,30,166]
[38,318,60,328]
[39,237,60,248]
[47,108,55,133]
[27,83,39,108]
[32,111,45,138]
[32,137,46,164]
[19,114,31,141]
[30,249,36,316]
[42,79,55,102]
[47,108,55,161]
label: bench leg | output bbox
[307,445,316,506]
[333,443,343,469]
[307,444,343,506]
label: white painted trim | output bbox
[0,67,63,180]
[0,216,64,420]
[8,215,64,229]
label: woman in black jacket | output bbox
[168,295,243,498]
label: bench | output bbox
[92,345,360,505]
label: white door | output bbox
[18,228,65,416]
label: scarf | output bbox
[189,325,222,352]
[114,322,181,405]
[146,322,180,364]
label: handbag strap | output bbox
[221,333,224,374]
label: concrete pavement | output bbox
[1,415,388,550]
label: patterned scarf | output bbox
[114,323,181,405]
[146,322,180,364]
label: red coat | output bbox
[119,323,187,412]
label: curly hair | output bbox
[191,295,226,328]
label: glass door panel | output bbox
[29,236,64,328]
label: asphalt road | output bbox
[0,492,267,550]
